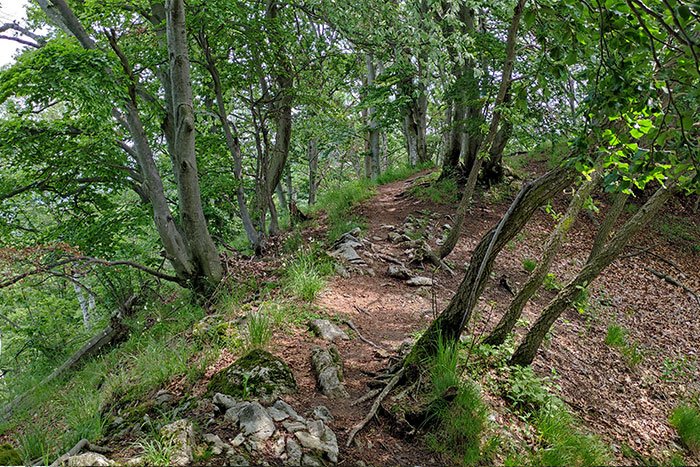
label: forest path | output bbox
[282,166,700,465]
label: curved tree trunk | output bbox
[366,54,381,180]
[510,182,676,366]
[407,165,574,363]
[483,163,602,346]
[308,139,319,206]
[588,191,630,262]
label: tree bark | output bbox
[484,163,603,346]
[510,182,677,366]
[308,138,319,206]
[366,54,381,180]
[165,0,223,286]
[407,165,574,363]
[430,0,526,262]
[588,191,630,262]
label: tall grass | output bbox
[284,250,332,302]
[670,405,700,455]
[244,311,273,350]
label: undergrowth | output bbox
[670,405,700,455]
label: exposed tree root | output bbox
[342,319,383,349]
[352,388,382,406]
[644,266,700,306]
[346,367,405,447]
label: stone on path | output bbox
[406,276,433,286]
[310,345,349,399]
[160,419,195,466]
[387,265,413,280]
[309,319,349,342]
[63,453,114,467]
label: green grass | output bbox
[244,311,273,350]
[19,425,53,465]
[532,402,612,466]
[605,324,627,347]
[410,174,460,205]
[135,432,177,466]
[670,405,700,455]
[543,273,563,291]
[423,336,486,465]
[284,250,333,302]
[376,161,434,185]
[522,258,537,272]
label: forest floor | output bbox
[5,163,699,466]
[238,163,700,466]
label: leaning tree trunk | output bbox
[587,191,630,262]
[200,33,261,250]
[407,165,574,363]
[483,163,602,346]
[429,0,526,264]
[510,182,677,366]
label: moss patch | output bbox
[207,349,297,403]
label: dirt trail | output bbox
[258,168,699,465]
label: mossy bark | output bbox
[510,183,676,366]
[407,166,575,364]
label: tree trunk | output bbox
[587,191,629,262]
[308,138,319,206]
[366,54,381,180]
[200,33,261,251]
[276,181,288,214]
[484,164,602,346]
[408,165,574,363]
[510,183,676,366]
[430,0,526,262]
[165,0,223,287]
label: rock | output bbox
[372,236,383,242]
[397,339,414,356]
[406,276,433,286]
[161,419,195,466]
[229,454,250,466]
[208,349,298,403]
[238,402,276,443]
[309,319,349,342]
[387,232,403,243]
[203,433,228,456]
[231,433,246,447]
[63,452,115,466]
[283,420,308,433]
[310,345,349,399]
[154,389,174,408]
[213,392,239,411]
[380,224,395,230]
[273,436,287,456]
[365,267,375,277]
[301,453,324,467]
[334,263,350,279]
[311,406,333,423]
[286,438,303,466]
[295,420,339,463]
[330,244,362,263]
[224,401,251,424]
[270,399,302,422]
[387,265,413,280]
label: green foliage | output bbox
[662,356,698,383]
[424,337,486,466]
[314,178,374,243]
[284,250,333,302]
[376,161,434,185]
[61,388,107,450]
[543,273,563,291]
[522,258,537,272]
[605,324,627,347]
[505,366,557,415]
[0,444,22,466]
[244,311,273,350]
[670,405,700,455]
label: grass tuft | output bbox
[522,258,537,273]
[244,311,273,350]
[605,324,627,347]
[284,250,331,302]
[670,405,700,455]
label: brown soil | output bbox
[114,166,700,465]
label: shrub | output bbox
[670,405,700,455]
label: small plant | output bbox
[285,251,330,301]
[19,426,52,465]
[244,311,273,350]
[662,356,698,383]
[543,273,562,291]
[670,405,700,455]
[505,366,556,416]
[621,342,644,369]
[605,324,627,347]
[522,258,537,272]
[136,433,177,466]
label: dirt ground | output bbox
[186,167,699,465]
